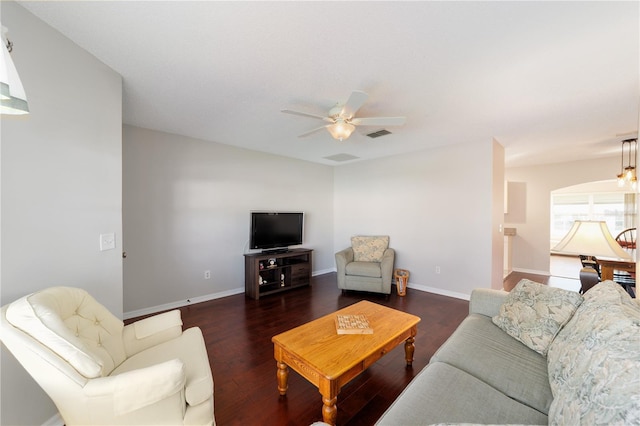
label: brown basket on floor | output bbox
[394,269,409,296]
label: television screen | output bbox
[250,212,304,251]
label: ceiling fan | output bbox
[281,91,406,141]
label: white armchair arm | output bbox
[84,358,186,416]
[123,310,183,356]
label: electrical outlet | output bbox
[435,266,441,274]
[204,270,211,279]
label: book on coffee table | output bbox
[335,314,373,334]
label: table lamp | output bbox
[552,220,632,260]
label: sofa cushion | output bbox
[547,280,640,425]
[351,235,389,262]
[432,313,553,415]
[376,361,548,425]
[492,279,583,355]
[345,261,382,278]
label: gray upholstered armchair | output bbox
[335,235,395,295]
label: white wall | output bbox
[334,139,503,299]
[0,3,123,425]
[505,156,621,274]
[122,125,334,315]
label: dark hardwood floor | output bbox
[136,273,468,426]
[129,269,560,426]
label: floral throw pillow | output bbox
[546,281,640,425]
[351,236,389,262]
[492,279,583,355]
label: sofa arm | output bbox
[84,358,186,416]
[469,288,509,317]
[123,310,183,357]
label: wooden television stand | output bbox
[244,248,313,299]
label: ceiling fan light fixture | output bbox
[327,119,355,141]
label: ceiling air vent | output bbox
[366,129,391,138]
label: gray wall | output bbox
[122,125,335,315]
[0,2,123,425]
[505,155,623,275]
[333,138,504,298]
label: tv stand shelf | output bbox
[244,248,313,300]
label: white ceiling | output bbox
[17,1,639,167]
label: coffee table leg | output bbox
[404,336,415,366]
[322,395,337,425]
[276,361,288,395]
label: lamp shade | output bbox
[552,220,632,260]
[0,27,29,115]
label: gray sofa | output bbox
[377,280,640,425]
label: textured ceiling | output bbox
[17,1,640,167]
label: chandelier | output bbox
[617,138,637,190]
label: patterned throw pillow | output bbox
[546,280,640,425]
[351,236,389,262]
[492,279,583,355]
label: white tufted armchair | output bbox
[0,286,215,425]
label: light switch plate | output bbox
[100,233,116,251]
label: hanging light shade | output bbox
[552,220,632,260]
[616,138,637,190]
[327,118,355,141]
[1,26,29,115]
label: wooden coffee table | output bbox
[272,300,421,425]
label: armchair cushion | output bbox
[346,261,383,278]
[6,286,125,378]
[351,235,389,262]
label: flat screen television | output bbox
[250,211,304,252]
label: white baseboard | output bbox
[123,272,478,320]
[124,287,245,320]
[406,283,471,301]
[124,269,334,320]
[512,267,550,276]
[42,413,64,426]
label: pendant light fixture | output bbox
[1,26,29,115]
[616,138,637,190]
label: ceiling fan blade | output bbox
[298,125,329,138]
[281,109,331,122]
[341,91,369,119]
[351,116,407,126]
